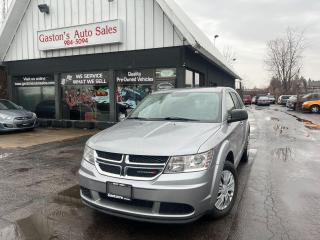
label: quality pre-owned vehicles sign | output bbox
[37,20,122,51]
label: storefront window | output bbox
[61,72,111,121]
[116,69,155,120]
[185,69,203,88]
[14,75,56,119]
[195,73,200,87]
[185,70,193,88]
[155,68,176,91]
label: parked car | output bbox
[296,92,320,111]
[301,92,320,102]
[256,96,270,106]
[243,95,252,105]
[0,99,37,132]
[79,87,250,223]
[286,95,297,110]
[268,95,276,104]
[251,96,257,104]
[302,100,320,113]
[278,95,292,105]
[35,100,56,119]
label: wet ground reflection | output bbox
[283,112,320,130]
[272,147,293,162]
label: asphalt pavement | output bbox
[0,105,319,240]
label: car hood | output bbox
[0,109,34,118]
[88,120,222,156]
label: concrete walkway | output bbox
[0,128,99,150]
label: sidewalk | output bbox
[0,128,99,150]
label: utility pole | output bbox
[213,35,219,47]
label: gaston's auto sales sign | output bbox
[37,20,122,51]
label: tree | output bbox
[268,77,282,96]
[265,28,305,93]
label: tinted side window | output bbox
[236,93,245,108]
[230,92,243,109]
[226,93,236,112]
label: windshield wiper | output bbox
[163,117,200,122]
[127,117,149,120]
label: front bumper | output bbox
[0,119,37,132]
[79,159,218,223]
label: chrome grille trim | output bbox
[94,151,169,180]
[125,155,167,167]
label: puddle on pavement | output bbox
[284,112,320,130]
[272,147,293,162]
[271,117,280,122]
[57,185,81,200]
[266,116,280,122]
[5,185,84,240]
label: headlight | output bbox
[0,114,12,121]
[83,145,95,164]
[164,150,214,173]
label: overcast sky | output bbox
[175,0,320,88]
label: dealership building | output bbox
[0,0,240,128]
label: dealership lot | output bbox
[0,106,319,240]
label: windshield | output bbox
[128,92,222,122]
[302,94,310,99]
[0,100,20,110]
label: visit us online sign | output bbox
[37,19,122,51]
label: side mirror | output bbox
[18,106,24,110]
[227,109,248,123]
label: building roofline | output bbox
[156,0,241,80]
[0,0,242,80]
[0,0,31,62]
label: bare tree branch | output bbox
[265,28,305,93]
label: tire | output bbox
[207,161,238,219]
[310,105,319,113]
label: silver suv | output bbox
[79,87,250,223]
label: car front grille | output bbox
[15,116,33,120]
[95,151,169,180]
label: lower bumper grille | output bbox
[97,192,194,215]
[81,187,92,199]
[159,202,194,215]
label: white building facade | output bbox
[0,0,240,127]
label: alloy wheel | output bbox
[311,105,319,113]
[215,170,235,211]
